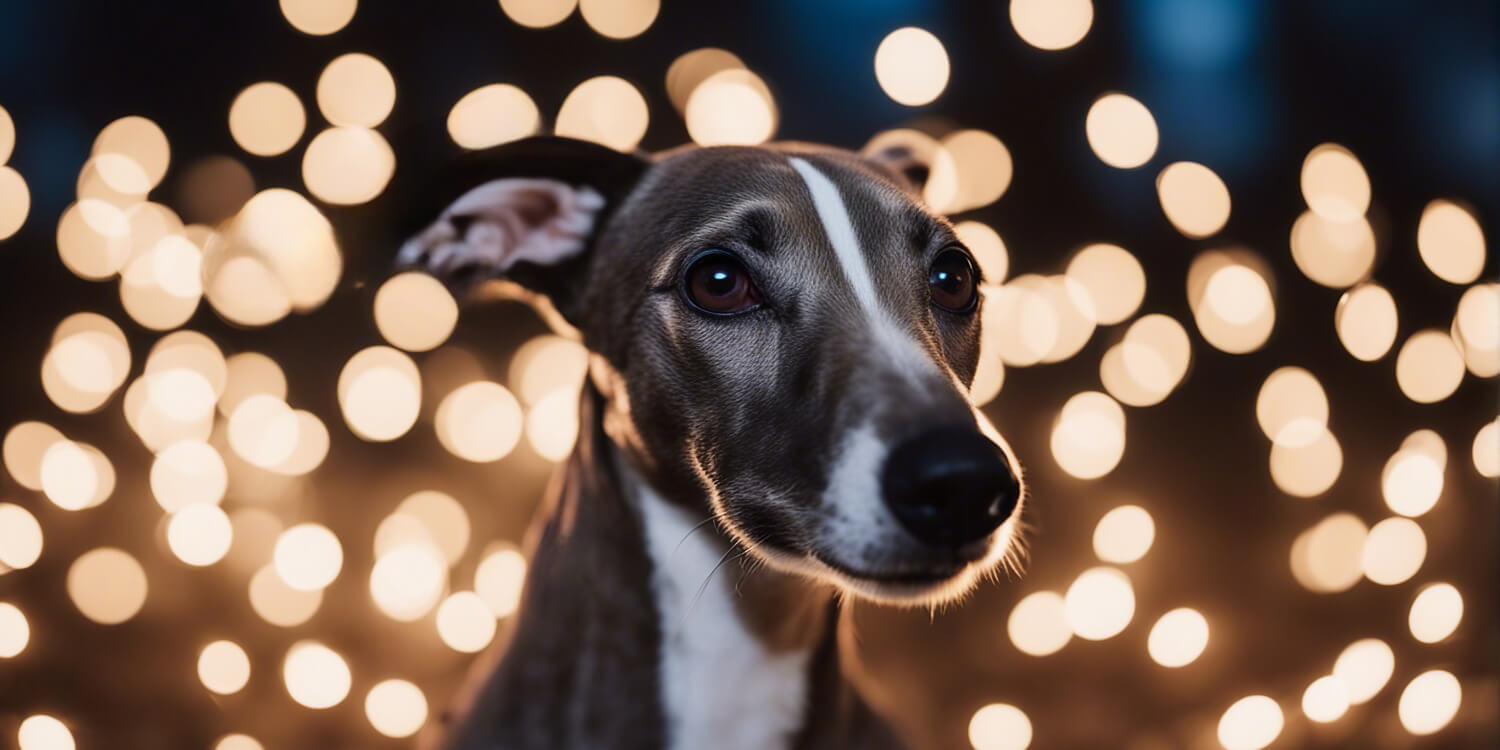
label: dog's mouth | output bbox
[811,553,970,586]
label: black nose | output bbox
[881,428,1021,547]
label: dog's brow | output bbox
[788,157,883,319]
[788,156,936,384]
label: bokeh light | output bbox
[509,335,590,405]
[214,735,263,750]
[1009,0,1092,50]
[685,69,778,146]
[1302,675,1350,723]
[1157,162,1230,239]
[207,187,341,319]
[1092,505,1154,564]
[280,0,357,35]
[1395,329,1465,404]
[526,388,580,460]
[1416,199,1485,284]
[369,543,447,621]
[0,602,28,658]
[1333,638,1394,704]
[283,641,351,709]
[302,126,396,205]
[0,166,28,240]
[1147,608,1208,667]
[365,679,429,738]
[1065,244,1144,325]
[1398,670,1462,735]
[475,544,527,617]
[273,524,343,591]
[1453,282,1499,376]
[968,703,1032,750]
[447,84,541,149]
[375,272,459,352]
[1050,391,1126,480]
[1007,591,1071,657]
[436,381,524,461]
[0,104,13,163]
[249,565,322,627]
[1408,582,1463,644]
[316,53,395,128]
[0,503,44,570]
[229,83,306,157]
[198,640,251,695]
[394,490,471,564]
[1335,283,1398,361]
[1290,513,1367,594]
[1085,93,1158,168]
[578,0,658,39]
[92,116,169,191]
[555,76,649,152]
[874,27,950,106]
[1217,695,1282,750]
[1256,367,1327,447]
[1064,566,1134,640]
[1474,417,1499,478]
[954,221,1009,284]
[150,440,228,511]
[1190,254,1275,355]
[1362,515,1427,583]
[925,129,1012,214]
[229,394,299,468]
[1381,448,1444,517]
[1269,427,1342,498]
[436,591,498,653]
[1300,143,1370,222]
[1290,211,1376,289]
[339,346,422,441]
[499,0,576,29]
[168,504,234,566]
[17,715,74,750]
[66,547,148,624]
[666,48,746,113]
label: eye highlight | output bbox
[683,250,763,316]
[929,247,979,313]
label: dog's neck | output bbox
[434,385,901,750]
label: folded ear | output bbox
[396,136,651,325]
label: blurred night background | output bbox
[0,1,1496,749]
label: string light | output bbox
[968,703,1032,750]
[448,84,540,149]
[1397,670,1462,735]
[0,602,28,658]
[875,27,950,106]
[1408,583,1463,644]
[1085,94,1158,169]
[1009,0,1093,50]
[365,679,429,738]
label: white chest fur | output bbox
[637,487,814,750]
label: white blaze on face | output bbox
[787,156,933,383]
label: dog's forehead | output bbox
[639,145,928,237]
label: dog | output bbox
[396,136,1026,750]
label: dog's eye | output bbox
[684,251,763,315]
[928,247,979,313]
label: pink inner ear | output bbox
[398,178,606,281]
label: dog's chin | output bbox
[744,543,1003,608]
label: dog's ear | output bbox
[396,136,651,325]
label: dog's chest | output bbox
[638,490,814,750]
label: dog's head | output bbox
[400,137,1025,605]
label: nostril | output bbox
[882,428,1020,547]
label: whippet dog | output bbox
[397,136,1026,749]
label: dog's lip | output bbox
[811,553,968,585]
